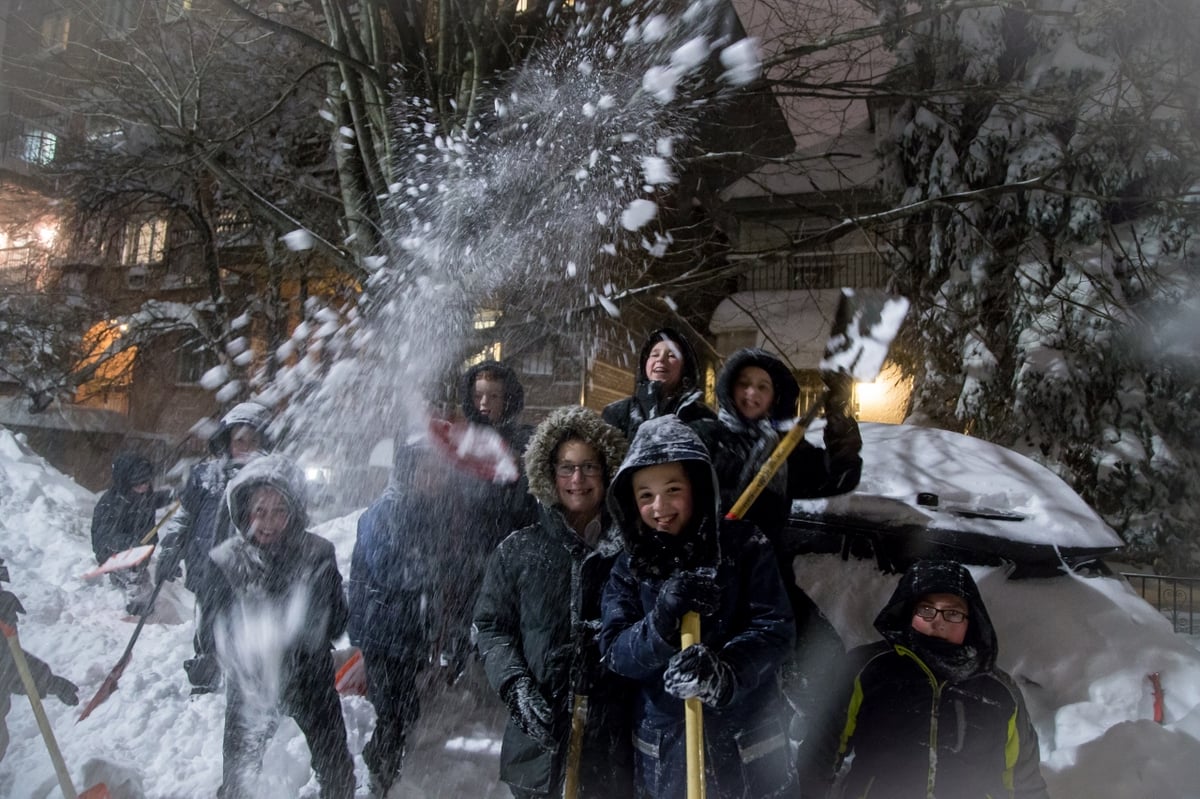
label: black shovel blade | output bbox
[819,288,910,382]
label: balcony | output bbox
[736,249,888,292]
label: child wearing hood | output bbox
[198,454,354,799]
[602,328,716,442]
[474,406,634,799]
[819,559,1048,799]
[598,415,796,799]
[90,452,174,613]
[692,349,861,769]
[158,400,274,694]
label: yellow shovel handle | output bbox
[1,621,79,799]
[681,611,705,799]
[139,500,182,546]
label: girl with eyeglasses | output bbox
[473,406,635,799]
[809,559,1049,799]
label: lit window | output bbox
[123,218,168,265]
[41,12,70,51]
[22,130,57,165]
[464,343,502,368]
[473,309,501,330]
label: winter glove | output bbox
[156,534,184,581]
[0,589,26,626]
[663,643,736,708]
[184,655,222,692]
[651,569,720,640]
[47,675,79,706]
[821,370,854,416]
[502,676,557,751]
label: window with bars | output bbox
[123,218,168,265]
[40,12,70,51]
[22,129,57,165]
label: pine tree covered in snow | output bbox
[876,0,1200,569]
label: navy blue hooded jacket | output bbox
[598,415,796,799]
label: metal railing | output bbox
[737,250,888,292]
[1122,573,1199,635]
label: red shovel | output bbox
[0,620,110,798]
[427,416,520,484]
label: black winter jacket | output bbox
[474,404,633,797]
[90,453,172,564]
[158,402,273,595]
[692,348,862,538]
[826,560,1048,799]
[459,360,539,551]
[474,506,634,796]
[599,415,796,799]
[601,328,716,442]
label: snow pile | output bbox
[1,428,1198,797]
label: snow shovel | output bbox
[76,542,186,722]
[725,288,909,521]
[0,620,110,799]
[427,416,520,484]
[81,499,182,580]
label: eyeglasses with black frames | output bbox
[555,462,603,478]
[913,604,967,624]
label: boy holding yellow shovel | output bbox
[599,415,796,799]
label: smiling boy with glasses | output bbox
[809,559,1049,799]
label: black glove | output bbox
[822,370,855,417]
[0,590,26,626]
[184,655,221,691]
[652,569,720,640]
[47,675,79,706]
[502,676,557,751]
[663,643,736,708]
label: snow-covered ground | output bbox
[1,424,1199,798]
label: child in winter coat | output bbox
[602,328,716,442]
[692,349,860,770]
[598,415,796,799]
[0,558,79,762]
[158,400,272,693]
[820,559,1049,799]
[693,348,862,536]
[348,439,472,796]
[474,406,634,799]
[198,455,354,799]
[90,452,174,613]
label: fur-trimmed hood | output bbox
[607,415,720,579]
[524,406,627,509]
[225,454,309,545]
[715,348,800,424]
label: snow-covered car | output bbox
[783,422,1125,576]
[783,423,1200,797]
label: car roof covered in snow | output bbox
[788,422,1123,569]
